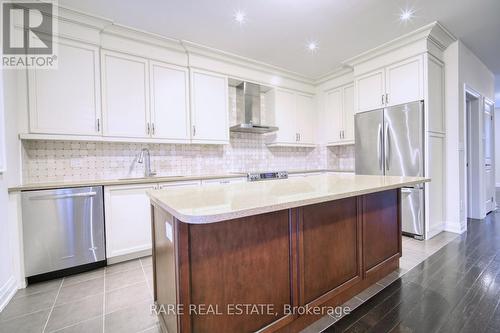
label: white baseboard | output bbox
[443,221,467,234]
[106,249,152,265]
[426,223,445,239]
[0,276,17,312]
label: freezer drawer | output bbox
[401,187,424,239]
[22,186,105,277]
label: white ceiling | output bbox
[58,0,500,79]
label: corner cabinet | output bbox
[355,55,424,113]
[104,180,200,263]
[266,89,316,147]
[28,38,101,136]
[190,70,229,144]
[325,83,354,145]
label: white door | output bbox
[325,88,343,144]
[274,89,297,144]
[342,84,355,142]
[295,94,315,144]
[385,56,423,106]
[484,101,495,212]
[28,39,101,135]
[101,51,150,138]
[150,61,190,141]
[104,184,156,260]
[355,69,385,113]
[190,70,229,143]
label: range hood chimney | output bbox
[230,82,278,134]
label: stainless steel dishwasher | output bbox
[22,186,106,283]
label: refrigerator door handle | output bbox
[384,122,390,171]
[377,124,383,171]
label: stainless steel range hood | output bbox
[230,81,278,134]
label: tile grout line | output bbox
[140,258,154,300]
[47,314,103,333]
[42,277,64,333]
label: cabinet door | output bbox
[104,184,155,259]
[273,89,297,144]
[150,61,190,141]
[385,56,423,106]
[102,51,150,138]
[355,69,385,113]
[325,89,343,144]
[342,84,355,142]
[190,71,229,143]
[295,94,315,144]
[28,39,101,135]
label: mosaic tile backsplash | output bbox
[22,136,354,183]
[21,86,355,183]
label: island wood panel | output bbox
[187,209,294,333]
[362,189,401,275]
[299,197,361,305]
[152,206,179,333]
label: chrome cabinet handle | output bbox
[192,125,196,137]
[377,124,382,171]
[96,118,100,132]
[386,93,389,104]
[381,94,385,105]
[151,123,155,135]
[147,123,150,135]
[384,123,390,171]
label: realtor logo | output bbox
[2,1,58,68]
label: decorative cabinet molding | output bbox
[190,70,229,144]
[266,89,316,147]
[28,38,101,136]
[325,83,355,145]
[354,55,424,113]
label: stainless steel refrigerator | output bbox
[355,101,424,239]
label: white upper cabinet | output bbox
[272,89,297,143]
[325,88,343,143]
[149,61,190,141]
[385,56,423,107]
[343,84,355,141]
[325,83,354,145]
[268,89,315,146]
[295,94,315,144]
[355,55,424,113]
[101,50,150,138]
[355,69,385,113]
[28,39,101,135]
[190,70,229,144]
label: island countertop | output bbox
[148,173,428,224]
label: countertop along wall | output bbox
[22,87,355,184]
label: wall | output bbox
[445,40,495,230]
[0,69,23,310]
[22,87,354,183]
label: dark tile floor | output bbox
[323,210,500,333]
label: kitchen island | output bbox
[148,173,428,333]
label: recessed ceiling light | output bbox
[399,8,415,22]
[307,41,318,53]
[234,10,246,24]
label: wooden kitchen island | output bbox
[148,173,428,333]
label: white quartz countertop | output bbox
[148,173,429,224]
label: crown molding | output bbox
[343,21,456,68]
[181,40,314,85]
[314,66,353,86]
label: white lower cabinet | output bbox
[201,177,246,185]
[104,180,199,262]
[104,184,155,262]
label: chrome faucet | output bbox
[138,148,156,177]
